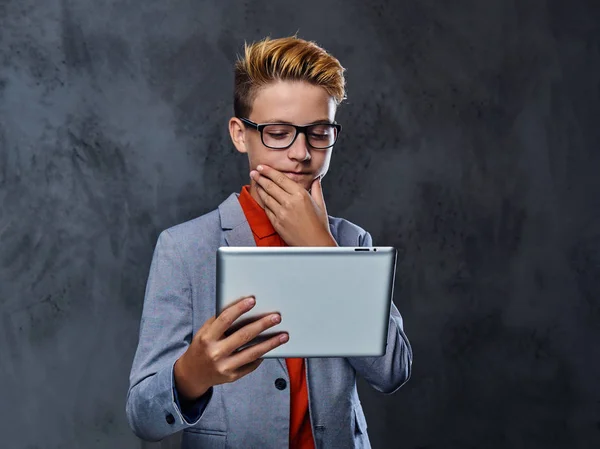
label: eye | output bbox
[308,125,333,140]
[267,132,291,140]
[264,125,294,140]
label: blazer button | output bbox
[275,378,287,390]
[165,413,175,424]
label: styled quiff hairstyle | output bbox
[234,36,346,118]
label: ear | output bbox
[229,117,248,154]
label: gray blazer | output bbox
[126,192,412,449]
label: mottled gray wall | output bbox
[1,0,599,448]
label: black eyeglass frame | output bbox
[238,117,342,150]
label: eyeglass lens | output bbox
[262,124,337,149]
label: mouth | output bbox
[282,171,310,180]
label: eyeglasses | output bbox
[239,117,342,150]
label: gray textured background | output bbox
[1,0,599,448]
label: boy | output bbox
[126,36,412,449]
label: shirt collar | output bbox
[238,185,278,238]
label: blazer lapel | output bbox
[218,192,289,375]
[218,193,255,247]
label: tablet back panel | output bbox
[216,247,397,357]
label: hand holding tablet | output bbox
[173,295,289,402]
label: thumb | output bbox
[311,176,327,216]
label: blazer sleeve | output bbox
[125,229,213,441]
[346,231,413,394]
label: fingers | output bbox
[252,164,299,196]
[256,184,281,215]
[227,332,289,372]
[189,297,289,389]
[220,311,285,356]
[207,295,257,341]
[251,171,286,205]
[233,358,264,380]
[310,176,327,215]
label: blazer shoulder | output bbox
[328,215,370,246]
[161,208,221,248]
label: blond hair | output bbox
[233,36,346,118]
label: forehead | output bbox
[250,80,336,123]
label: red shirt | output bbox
[238,184,316,449]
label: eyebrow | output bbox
[262,118,334,125]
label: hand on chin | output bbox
[250,164,334,246]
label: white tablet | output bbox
[216,246,397,358]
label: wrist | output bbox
[174,355,208,401]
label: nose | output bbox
[287,132,311,161]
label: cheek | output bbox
[246,141,280,166]
[315,151,332,172]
